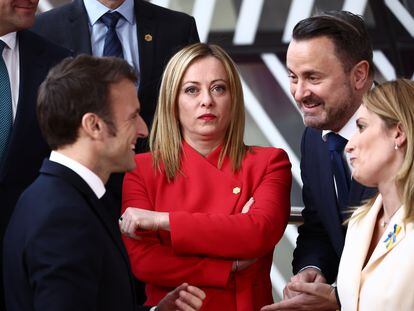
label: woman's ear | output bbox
[395,122,407,149]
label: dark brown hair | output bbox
[292,11,374,76]
[37,55,137,149]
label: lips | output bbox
[198,113,216,121]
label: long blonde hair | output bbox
[352,79,414,222]
[149,43,247,180]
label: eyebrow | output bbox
[182,78,228,85]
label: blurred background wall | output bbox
[37,0,414,301]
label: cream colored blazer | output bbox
[337,195,414,310]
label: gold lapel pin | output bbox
[144,34,153,42]
[233,187,241,194]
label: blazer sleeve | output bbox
[122,169,233,288]
[292,129,340,283]
[169,148,291,259]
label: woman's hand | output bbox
[119,207,169,238]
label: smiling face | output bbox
[345,105,402,188]
[286,36,360,132]
[177,56,232,146]
[0,0,38,35]
[102,78,148,173]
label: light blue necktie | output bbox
[0,40,13,161]
[101,12,124,58]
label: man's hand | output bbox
[283,268,326,299]
[261,282,338,311]
[157,283,206,311]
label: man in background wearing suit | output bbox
[0,0,71,309]
[3,55,205,311]
[33,2,199,300]
[262,11,377,311]
[32,0,199,134]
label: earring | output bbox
[395,144,399,150]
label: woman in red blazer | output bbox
[120,43,292,311]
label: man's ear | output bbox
[351,60,370,91]
[81,113,104,139]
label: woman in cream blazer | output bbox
[337,79,414,310]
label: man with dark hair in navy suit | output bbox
[32,2,199,300]
[0,0,71,309]
[3,55,205,311]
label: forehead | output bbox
[286,36,343,73]
[182,56,228,81]
[357,105,383,124]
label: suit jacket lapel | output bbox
[68,0,92,55]
[0,31,48,179]
[40,159,130,268]
[134,0,155,89]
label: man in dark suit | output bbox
[3,55,205,311]
[0,0,71,309]
[33,2,200,302]
[32,0,199,132]
[32,1,199,301]
[262,11,377,311]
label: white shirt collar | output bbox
[322,110,359,142]
[49,151,106,199]
[84,0,135,26]
[0,32,17,50]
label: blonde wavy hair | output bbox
[352,79,414,222]
[149,43,247,180]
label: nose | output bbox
[136,115,148,139]
[292,80,311,102]
[200,89,213,108]
[345,138,355,154]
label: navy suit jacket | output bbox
[0,30,70,310]
[3,159,150,311]
[292,127,377,283]
[32,0,200,129]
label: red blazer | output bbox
[122,142,292,311]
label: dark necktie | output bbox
[327,133,351,210]
[0,40,13,162]
[100,12,124,58]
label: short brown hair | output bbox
[292,10,374,77]
[37,55,137,149]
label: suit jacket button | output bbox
[233,187,241,194]
[144,34,153,42]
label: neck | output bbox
[378,181,402,222]
[56,143,110,184]
[98,0,125,10]
[184,135,224,157]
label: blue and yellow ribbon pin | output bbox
[383,224,401,250]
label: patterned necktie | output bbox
[100,12,124,58]
[0,40,13,162]
[327,132,351,210]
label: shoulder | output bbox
[18,29,71,59]
[246,145,290,162]
[137,0,195,23]
[35,1,79,23]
